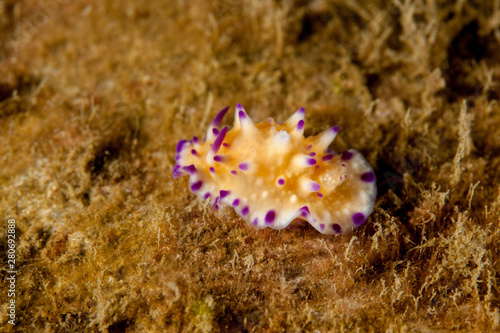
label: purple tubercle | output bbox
[212,128,219,135]
[297,119,304,130]
[300,206,310,217]
[307,158,317,166]
[211,106,230,127]
[265,210,276,224]
[242,206,249,216]
[332,224,342,233]
[203,193,211,200]
[341,163,346,167]
[213,155,225,162]
[172,169,183,178]
[239,162,249,171]
[253,218,258,226]
[176,140,188,153]
[310,182,320,192]
[232,198,240,206]
[309,152,316,157]
[361,172,375,182]
[277,178,285,185]
[320,224,325,230]
[215,204,219,210]
[317,193,323,198]
[190,181,203,191]
[332,126,339,133]
[173,165,181,171]
[193,136,199,144]
[182,165,197,175]
[231,170,237,175]
[211,127,228,154]
[238,110,247,119]
[220,190,230,199]
[306,144,312,150]
[175,155,181,161]
[298,107,305,114]
[352,212,366,226]
[322,154,333,161]
[341,150,353,161]
[223,143,230,148]
[191,149,199,156]
[209,167,215,173]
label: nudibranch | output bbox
[173,104,376,235]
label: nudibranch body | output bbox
[173,104,376,235]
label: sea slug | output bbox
[173,104,376,235]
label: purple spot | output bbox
[203,193,211,200]
[320,224,325,230]
[297,120,304,130]
[239,162,248,171]
[211,127,228,153]
[278,178,285,185]
[242,206,249,216]
[173,165,181,171]
[300,206,310,217]
[223,143,230,147]
[309,152,316,156]
[191,149,199,156]
[332,126,339,133]
[253,218,258,226]
[341,151,353,160]
[215,205,219,210]
[341,163,346,167]
[361,172,375,182]
[211,106,230,127]
[317,193,323,198]
[182,165,197,174]
[232,199,240,206]
[193,136,199,144]
[307,158,316,166]
[310,182,320,192]
[238,110,247,119]
[175,155,181,161]
[176,140,187,153]
[213,155,224,162]
[352,212,366,226]
[190,181,203,191]
[172,169,183,178]
[306,144,312,150]
[298,107,305,114]
[212,128,219,135]
[220,190,230,198]
[265,210,276,224]
[322,154,333,161]
[332,224,342,233]
[209,167,215,173]
[231,170,237,175]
